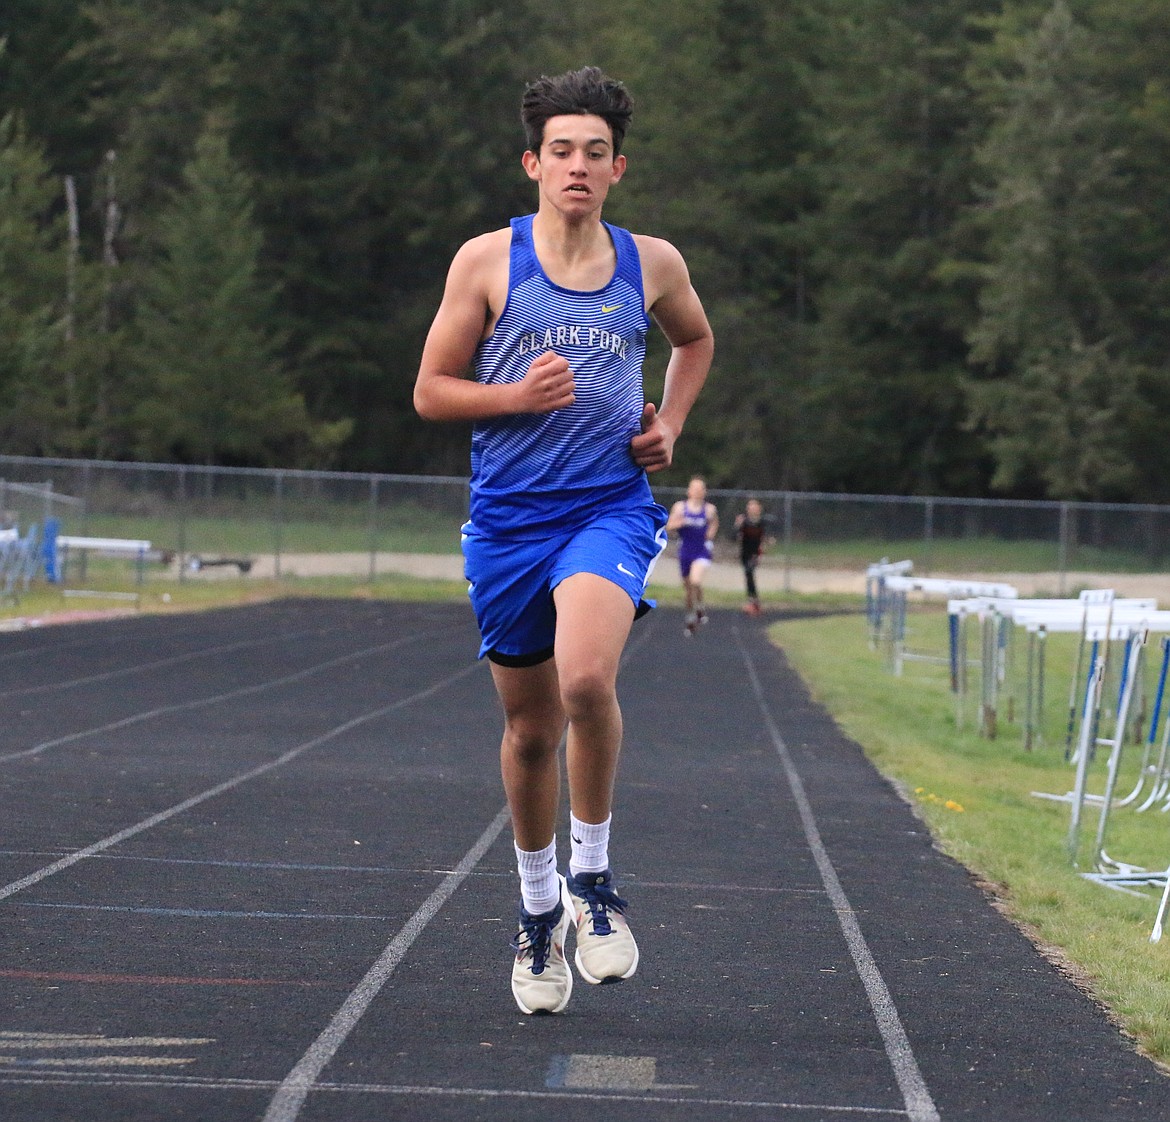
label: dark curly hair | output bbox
[521,66,634,156]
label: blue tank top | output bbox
[469,214,653,537]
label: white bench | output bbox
[56,535,152,556]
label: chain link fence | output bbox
[3,454,1170,595]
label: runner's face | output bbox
[687,479,706,503]
[522,114,626,216]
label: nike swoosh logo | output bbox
[601,303,623,314]
[616,563,636,578]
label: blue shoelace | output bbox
[511,907,560,975]
[571,878,629,937]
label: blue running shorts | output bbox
[462,502,669,665]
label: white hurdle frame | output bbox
[55,534,153,605]
[881,574,1017,679]
[949,592,1160,746]
[865,559,914,650]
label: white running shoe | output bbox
[510,899,572,1014]
[562,870,639,984]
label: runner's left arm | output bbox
[629,238,714,473]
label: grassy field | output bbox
[73,504,462,555]
[776,536,1147,573]
[31,503,1164,573]
[773,607,1170,1066]
[5,575,1169,1066]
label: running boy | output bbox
[414,67,713,1014]
[666,475,719,635]
[734,497,772,615]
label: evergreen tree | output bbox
[0,0,106,177]
[230,0,548,473]
[799,0,999,495]
[78,0,241,221]
[965,1,1138,499]
[0,111,68,454]
[529,0,820,489]
[129,123,348,466]
[1080,0,1170,498]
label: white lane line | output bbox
[0,629,441,763]
[0,849,816,893]
[0,1056,197,1068]
[0,660,483,903]
[0,623,331,698]
[0,602,303,667]
[0,849,517,879]
[0,633,93,665]
[0,1070,909,1114]
[0,1033,213,1047]
[261,805,512,1122]
[18,903,392,921]
[735,629,940,1122]
[258,611,749,1122]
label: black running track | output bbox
[1,598,1167,1122]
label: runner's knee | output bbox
[558,666,615,722]
[503,715,562,765]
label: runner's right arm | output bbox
[414,233,575,422]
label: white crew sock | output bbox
[569,813,611,878]
[515,838,560,915]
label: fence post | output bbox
[368,475,379,583]
[273,471,284,581]
[1058,501,1070,596]
[923,497,934,575]
[80,461,91,535]
[177,465,188,584]
[782,492,793,594]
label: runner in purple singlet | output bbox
[666,475,719,635]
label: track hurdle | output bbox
[881,574,1017,678]
[865,559,914,649]
[1,523,41,601]
[1023,610,1170,886]
[1068,623,1149,872]
[949,592,1159,746]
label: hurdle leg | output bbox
[1064,626,1088,759]
[1137,712,1170,812]
[1068,654,1106,866]
[1092,633,1146,869]
[1138,648,1170,812]
[948,611,959,694]
[1024,630,1036,751]
[1002,616,1015,727]
[1151,867,1170,943]
[1037,626,1047,746]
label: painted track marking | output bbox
[735,628,940,1122]
[0,659,482,902]
[0,622,330,699]
[260,805,511,1122]
[0,1069,910,1114]
[260,611,662,1120]
[0,629,442,763]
